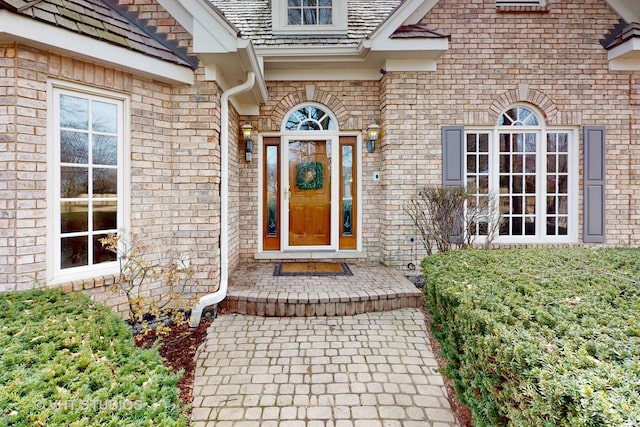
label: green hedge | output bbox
[0,289,188,427]
[422,248,640,427]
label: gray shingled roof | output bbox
[0,0,197,68]
[210,0,405,47]
[605,21,640,49]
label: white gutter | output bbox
[189,71,256,328]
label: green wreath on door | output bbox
[296,162,324,190]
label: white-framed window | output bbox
[465,106,577,243]
[287,0,332,25]
[272,0,347,36]
[284,104,337,131]
[48,81,129,284]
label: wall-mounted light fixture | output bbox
[366,120,381,153]
[241,122,253,162]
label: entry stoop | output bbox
[218,262,423,317]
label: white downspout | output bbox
[190,71,256,328]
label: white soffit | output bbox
[368,0,440,41]
[259,40,447,81]
[402,0,440,25]
[261,44,445,81]
[0,11,194,84]
[608,37,640,70]
[605,0,640,23]
[160,0,268,107]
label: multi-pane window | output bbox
[466,133,490,235]
[51,86,125,279]
[498,132,538,236]
[545,133,569,236]
[284,105,335,131]
[466,106,575,242]
[287,0,333,26]
[273,0,346,36]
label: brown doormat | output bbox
[273,262,352,276]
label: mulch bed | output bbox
[421,305,473,427]
[134,319,212,416]
[407,274,473,426]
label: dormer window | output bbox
[273,0,347,36]
[288,0,332,26]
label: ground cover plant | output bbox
[0,289,189,427]
[423,248,640,427]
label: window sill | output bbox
[479,237,579,246]
[49,263,119,289]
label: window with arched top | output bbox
[463,105,577,242]
[498,106,540,126]
[284,104,337,131]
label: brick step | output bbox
[219,288,422,317]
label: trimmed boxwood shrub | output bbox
[423,248,640,427]
[0,289,188,427]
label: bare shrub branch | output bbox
[100,231,197,335]
[405,186,502,254]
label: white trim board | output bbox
[0,11,194,85]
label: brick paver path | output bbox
[192,308,460,426]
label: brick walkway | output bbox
[191,308,460,426]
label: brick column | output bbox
[379,72,420,268]
[0,44,17,291]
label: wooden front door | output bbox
[288,140,331,246]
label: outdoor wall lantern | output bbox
[366,120,381,153]
[241,122,253,162]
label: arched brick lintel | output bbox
[489,84,558,125]
[270,88,350,131]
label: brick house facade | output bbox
[1,0,639,314]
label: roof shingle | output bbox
[0,0,197,68]
[606,21,640,49]
[210,0,405,47]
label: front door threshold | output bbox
[255,250,367,260]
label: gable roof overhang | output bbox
[158,0,268,115]
[606,23,640,71]
[0,9,194,84]
[605,0,640,70]
[259,0,448,81]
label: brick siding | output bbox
[0,39,222,314]
[3,0,640,309]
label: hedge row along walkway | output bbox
[191,263,460,426]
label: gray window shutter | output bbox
[583,126,606,243]
[442,126,465,243]
[442,126,464,187]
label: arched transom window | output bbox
[284,104,336,131]
[498,106,540,126]
[465,105,576,242]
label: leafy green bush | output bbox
[423,248,640,427]
[0,289,189,427]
